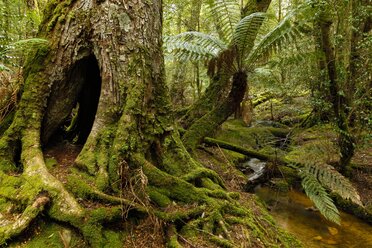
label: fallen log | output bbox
[203,137,288,165]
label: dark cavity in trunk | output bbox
[42,55,101,146]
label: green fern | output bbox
[294,161,362,225]
[165,32,226,61]
[165,1,310,71]
[302,162,362,205]
[246,6,311,68]
[232,12,266,65]
[208,0,240,43]
[0,38,48,70]
[299,169,341,225]
[2,38,48,56]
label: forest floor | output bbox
[6,115,371,247]
[8,133,290,247]
[350,147,372,209]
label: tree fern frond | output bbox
[0,64,11,72]
[302,162,362,206]
[245,6,311,68]
[267,51,316,68]
[165,32,226,62]
[299,169,341,225]
[232,12,266,60]
[4,38,49,57]
[208,0,240,43]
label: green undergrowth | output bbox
[7,219,86,248]
[0,111,15,136]
[285,124,339,164]
[215,119,290,158]
[254,96,312,125]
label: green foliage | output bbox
[291,160,362,224]
[232,12,266,64]
[298,168,341,224]
[207,0,240,43]
[0,38,48,70]
[301,162,362,205]
[246,6,311,68]
[165,1,311,74]
[165,32,226,61]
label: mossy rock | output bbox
[216,120,279,149]
[270,178,290,192]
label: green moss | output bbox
[270,178,290,192]
[0,111,15,136]
[209,236,234,248]
[167,236,182,248]
[66,174,94,200]
[7,220,86,248]
[103,230,123,248]
[331,193,372,224]
[215,120,280,149]
[147,187,172,207]
[42,0,76,32]
[143,161,209,204]
[45,157,58,170]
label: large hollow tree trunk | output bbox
[0,0,296,247]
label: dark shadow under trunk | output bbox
[42,55,101,146]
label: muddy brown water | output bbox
[255,187,372,248]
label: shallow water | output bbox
[244,158,266,181]
[255,187,372,248]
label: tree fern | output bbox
[208,0,240,43]
[299,169,341,225]
[294,160,363,225]
[302,162,362,205]
[232,12,266,65]
[165,32,226,62]
[246,6,311,69]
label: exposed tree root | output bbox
[0,195,49,245]
[0,120,301,248]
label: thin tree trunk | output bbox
[319,13,355,174]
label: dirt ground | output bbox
[350,147,372,209]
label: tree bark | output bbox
[318,10,355,174]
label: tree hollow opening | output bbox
[43,55,101,147]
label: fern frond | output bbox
[232,12,266,61]
[299,169,341,225]
[246,6,311,68]
[208,0,240,43]
[267,51,316,68]
[165,32,226,62]
[302,162,362,206]
[4,38,49,57]
[0,64,11,72]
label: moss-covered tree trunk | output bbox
[0,0,297,247]
[180,0,272,147]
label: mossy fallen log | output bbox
[331,193,372,224]
[203,137,288,165]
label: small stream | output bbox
[243,159,372,247]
